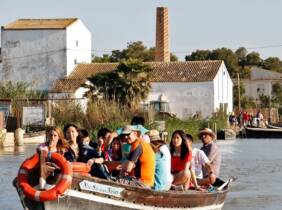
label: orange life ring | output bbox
[18,152,72,202]
[70,162,91,175]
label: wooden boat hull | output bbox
[245,127,282,138]
[14,173,229,210]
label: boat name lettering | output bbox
[79,180,124,197]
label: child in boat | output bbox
[77,129,110,179]
[149,130,173,191]
[104,137,123,177]
[37,126,69,155]
[170,130,192,190]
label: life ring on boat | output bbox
[17,152,72,202]
[70,162,91,176]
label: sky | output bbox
[1,0,282,60]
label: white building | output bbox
[0,18,91,90]
[242,67,282,100]
[52,60,233,119]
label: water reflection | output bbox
[0,146,25,155]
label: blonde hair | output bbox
[46,126,69,154]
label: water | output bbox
[1,139,282,210]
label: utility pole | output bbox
[237,73,241,111]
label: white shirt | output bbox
[191,148,211,179]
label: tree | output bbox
[210,48,239,78]
[259,94,270,108]
[185,49,211,61]
[241,96,256,109]
[85,59,152,109]
[262,57,282,72]
[92,41,178,63]
[185,48,240,78]
[233,81,245,108]
[235,47,247,68]
[271,82,282,107]
[245,52,262,66]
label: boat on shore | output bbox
[13,153,231,210]
[244,126,282,138]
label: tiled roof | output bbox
[3,18,78,30]
[51,79,85,93]
[250,67,282,80]
[53,60,223,92]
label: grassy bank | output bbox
[52,99,228,142]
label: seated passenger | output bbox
[77,129,110,179]
[108,137,123,162]
[186,134,213,179]
[37,126,69,155]
[105,137,123,177]
[170,130,192,190]
[131,116,150,143]
[63,124,80,162]
[149,130,172,191]
[199,128,221,186]
[90,128,117,160]
[186,134,212,190]
[120,125,155,188]
[77,129,99,163]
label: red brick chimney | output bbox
[155,7,170,62]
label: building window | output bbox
[76,41,79,47]
[74,59,77,64]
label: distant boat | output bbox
[244,126,282,138]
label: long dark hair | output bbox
[170,130,189,160]
[63,123,79,144]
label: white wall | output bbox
[148,82,214,119]
[66,19,92,76]
[243,79,273,100]
[1,28,66,90]
[213,63,233,114]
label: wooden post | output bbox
[237,73,241,111]
[214,122,217,140]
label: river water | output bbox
[0,139,282,210]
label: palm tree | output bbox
[84,58,152,109]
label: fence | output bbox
[0,98,87,132]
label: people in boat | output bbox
[77,129,99,162]
[63,123,80,162]
[198,128,222,186]
[256,110,264,127]
[120,125,155,188]
[131,116,150,143]
[149,129,173,191]
[169,130,192,190]
[108,137,123,162]
[37,126,69,155]
[90,127,118,160]
[105,137,123,177]
[186,133,214,187]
